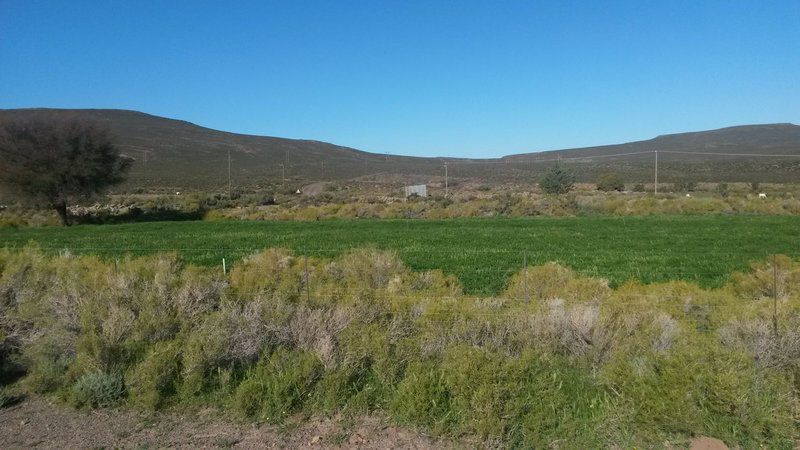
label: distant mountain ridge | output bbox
[1,108,798,190]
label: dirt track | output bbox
[0,397,450,449]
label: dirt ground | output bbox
[0,397,452,449]
[0,397,737,449]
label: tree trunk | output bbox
[54,200,70,226]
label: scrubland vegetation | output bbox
[209,190,800,221]
[3,182,800,228]
[1,246,799,447]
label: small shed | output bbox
[403,184,428,198]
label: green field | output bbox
[1,216,798,294]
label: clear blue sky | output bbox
[1,1,798,158]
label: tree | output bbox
[596,173,625,192]
[0,119,133,225]
[539,163,575,195]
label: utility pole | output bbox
[227,149,232,198]
[444,162,448,197]
[280,163,285,187]
[654,150,658,196]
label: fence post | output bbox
[222,257,227,276]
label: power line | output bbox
[658,150,800,158]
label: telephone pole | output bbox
[654,150,658,196]
[280,163,285,187]
[444,162,448,197]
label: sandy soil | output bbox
[0,397,452,449]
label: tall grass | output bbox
[0,246,799,447]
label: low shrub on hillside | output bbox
[0,246,799,446]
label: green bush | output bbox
[233,349,322,423]
[390,361,452,432]
[126,340,182,409]
[69,372,125,409]
[596,173,625,192]
[539,163,576,195]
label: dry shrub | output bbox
[730,255,800,300]
[504,262,610,303]
[326,247,406,290]
[173,266,226,324]
[287,306,354,367]
[719,315,800,369]
[409,269,462,297]
[182,299,285,391]
[650,312,679,352]
[520,300,610,360]
[511,300,679,368]
[0,246,223,392]
[229,248,303,299]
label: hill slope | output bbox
[1,108,799,190]
[0,108,443,190]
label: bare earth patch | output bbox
[0,397,452,449]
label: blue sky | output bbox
[1,1,798,157]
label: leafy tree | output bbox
[539,163,575,195]
[596,173,625,192]
[632,183,646,193]
[0,119,132,225]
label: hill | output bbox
[0,108,443,191]
[1,108,799,191]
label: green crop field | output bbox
[1,216,798,295]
